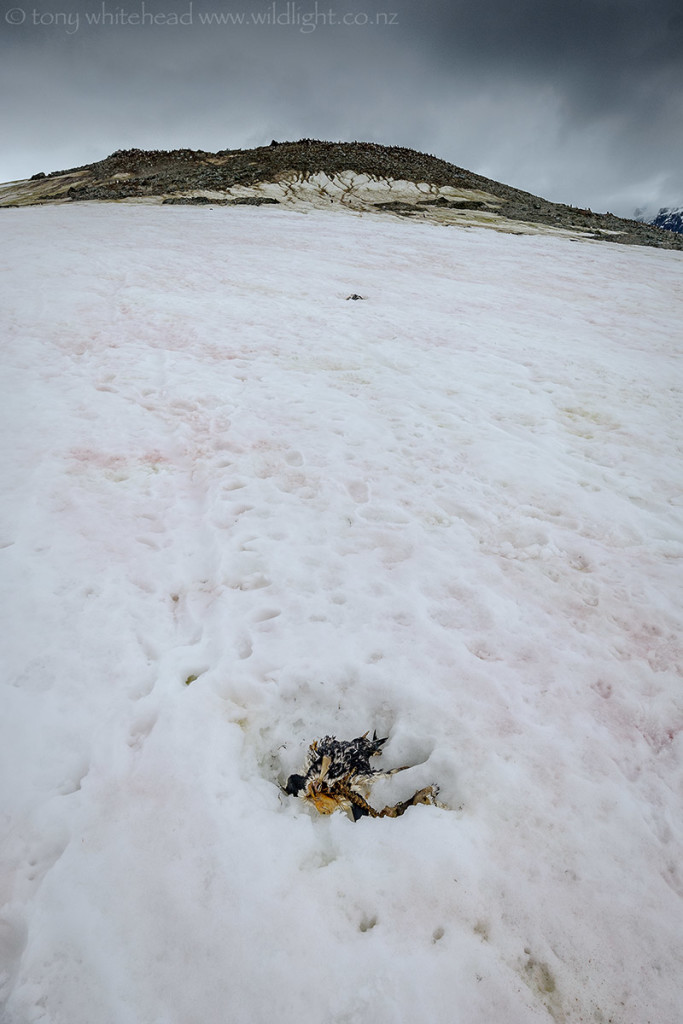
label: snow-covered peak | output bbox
[633,202,683,233]
[652,205,683,234]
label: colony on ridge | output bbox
[3,138,682,250]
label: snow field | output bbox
[1,203,682,1023]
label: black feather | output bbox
[351,801,369,821]
[284,773,306,796]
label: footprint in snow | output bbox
[236,634,253,660]
[252,608,281,623]
[127,710,158,751]
[284,450,304,467]
[346,480,369,503]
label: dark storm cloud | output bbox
[410,0,683,115]
[394,0,683,210]
[421,0,680,68]
[1,0,681,213]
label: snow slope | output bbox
[1,203,682,1024]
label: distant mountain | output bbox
[652,206,683,234]
[2,139,682,250]
[633,203,683,235]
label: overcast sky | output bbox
[1,0,681,214]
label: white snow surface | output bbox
[1,203,682,1024]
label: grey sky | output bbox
[1,0,681,214]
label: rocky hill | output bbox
[2,139,681,250]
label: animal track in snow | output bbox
[275,472,317,498]
[229,572,271,591]
[252,608,281,623]
[127,673,156,701]
[429,604,462,630]
[346,480,369,503]
[128,710,158,751]
[230,504,255,517]
[592,678,613,699]
[57,757,90,795]
[135,535,166,550]
[24,832,68,885]
[466,643,504,662]
[0,911,28,999]
[136,631,161,663]
[357,504,411,525]
[236,635,253,660]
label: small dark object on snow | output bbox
[284,731,439,820]
[346,293,365,300]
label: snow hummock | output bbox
[1,202,682,1024]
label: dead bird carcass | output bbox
[284,732,439,821]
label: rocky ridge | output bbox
[2,139,682,250]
